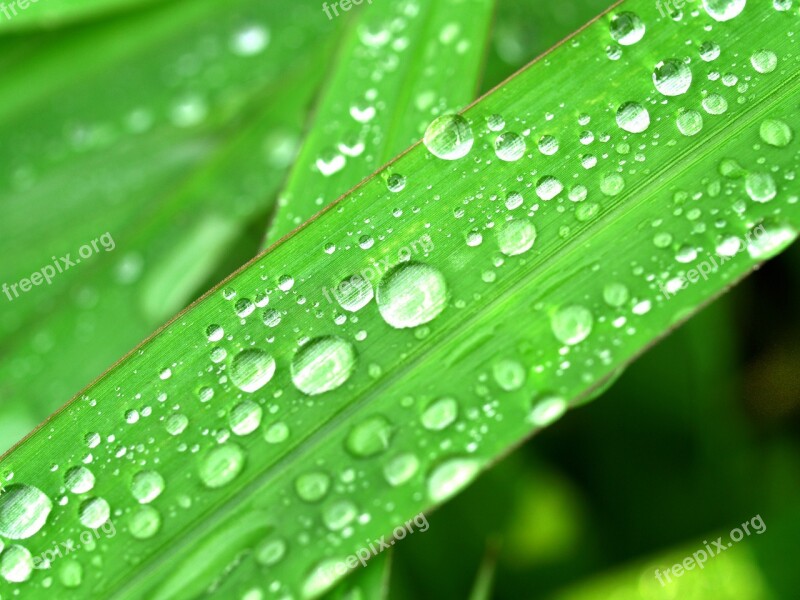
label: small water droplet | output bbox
[609,12,645,45]
[65,467,95,494]
[702,0,747,21]
[496,220,536,256]
[199,444,246,489]
[421,397,458,431]
[427,458,480,503]
[131,471,165,504]
[295,472,331,503]
[551,305,594,345]
[230,349,276,393]
[494,132,526,161]
[383,454,420,486]
[78,497,110,529]
[128,506,161,539]
[346,416,394,457]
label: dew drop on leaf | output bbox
[65,467,95,494]
[199,444,245,489]
[551,305,594,345]
[131,471,165,504]
[427,458,480,503]
[345,416,394,458]
[0,484,52,540]
[376,263,448,329]
[0,545,34,583]
[78,497,110,529]
[128,506,162,540]
[702,0,747,21]
[383,453,420,486]
[423,114,474,160]
[653,59,692,96]
[421,397,459,431]
[291,337,356,396]
[230,349,276,393]
[295,472,331,503]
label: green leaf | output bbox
[265,0,496,243]
[1,1,798,598]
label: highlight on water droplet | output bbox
[530,393,568,427]
[427,458,481,503]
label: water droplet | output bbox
[263,309,282,328]
[428,458,480,503]
[206,324,224,342]
[616,102,650,133]
[303,560,346,598]
[232,24,270,56]
[702,93,728,115]
[376,263,448,329]
[235,298,255,318]
[505,191,524,210]
[64,466,95,494]
[699,41,721,61]
[0,484,52,539]
[295,472,331,503]
[760,119,792,147]
[59,559,83,588]
[747,221,798,259]
[334,276,374,312]
[85,432,101,449]
[264,422,290,444]
[653,59,692,96]
[486,114,505,131]
[600,173,625,196]
[384,454,420,486]
[131,471,165,504]
[551,305,594,345]
[291,337,356,396]
[229,400,263,436]
[230,349,276,393]
[494,132,526,161]
[536,176,563,200]
[750,50,778,73]
[199,444,245,489]
[386,173,406,192]
[166,413,189,436]
[79,497,110,529]
[492,359,526,391]
[421,397,458,431]
[702,0,746,21]
[609,12,645,45]
[323,500,358,531]
[530,394,568,427]
[538,135,559,155]
[497,220,536,256]
[346,416,394,457]
[676,109,704,136]
[423,114,474,160]
[745,173,777,203]
[128,506,161,539]
[603,283,630,307]
[255,537,287,566]
[0,545,33,583]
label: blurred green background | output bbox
[0,0,797,598]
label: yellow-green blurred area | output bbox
[0,0,798,598]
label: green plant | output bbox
[0,0,797,598]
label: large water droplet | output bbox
[702,0,746,21]
[0,545,33,583]
[199,444,245,489]
[0,484,52,539]
[751,49,777,73]
[423,114,474,160]
[291,337,357,396]
[428,459,480,503]
[377,263,448,329]
[653,59,692,96]
[551,305,594,345]
[230,349,276,393]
